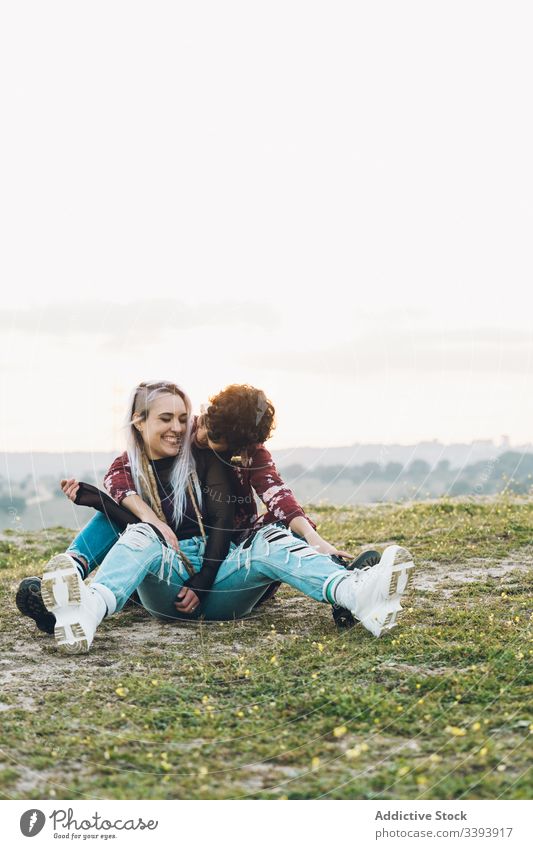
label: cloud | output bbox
[0,299,279,344]
[254,328,533,376]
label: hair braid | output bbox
[140,448,166,522]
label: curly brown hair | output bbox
[205,384,276,452]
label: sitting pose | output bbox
[18,384,374,632]
[19,380,415,653]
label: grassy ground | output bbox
[0,496,531,800]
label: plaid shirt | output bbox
[103,445,315,535]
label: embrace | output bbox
[16,381,415,654]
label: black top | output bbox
[75,447,235,600]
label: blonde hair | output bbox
[125,380,201,527]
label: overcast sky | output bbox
[1,1,532,454]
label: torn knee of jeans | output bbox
[262,527,291,543]
[289,543,319,558]
[118,523,159,551]
[261,526,318,558]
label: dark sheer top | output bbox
[75,446,235,599]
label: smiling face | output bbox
[135,392,189,460]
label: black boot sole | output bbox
[16,577,56,635]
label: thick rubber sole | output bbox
[379,545,416,599]
[360,547,416,637]
[15,577,56,635]
[41,555,91,654]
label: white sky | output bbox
[1,1,532,453]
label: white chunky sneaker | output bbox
[41,554,107,654]
[332,545,415,637]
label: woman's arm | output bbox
[247,446,310,525]
[248,447,352,557]
[103,452,137,503]
[119,494,180,551]
[181,452,235,600]
[288,515,353,559]
[103,453,179,549]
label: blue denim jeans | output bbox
[67,512,123,577]
[90,522,348,621]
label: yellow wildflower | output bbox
[445,725,466,737]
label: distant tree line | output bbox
[280,452,533,497]
[0,453,532,518]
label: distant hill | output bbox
[1,452,116,482]
[2,440,531,483]
[1,445,532,531]
[273,440,532,470]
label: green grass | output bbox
[0,497,531,799]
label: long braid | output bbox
[140,448,166,521]
[138,449,206,578]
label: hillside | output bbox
[0,496,531,800]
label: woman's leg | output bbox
[45,523,194,653]
[16,512,124,634]
[66,512,123,577]
[200,526,415,638]
[200,524,347,620]
[90,523,187,612]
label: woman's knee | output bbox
[256,525,320,559]
[118,522,162,551]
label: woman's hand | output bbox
[289,516,353,561]
[175,587,200,614]
[310,537,354,560]
[60,478,80,502]
[149,519,180,552]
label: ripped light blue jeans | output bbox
[89,521,348,621]
[67,512,122,578]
